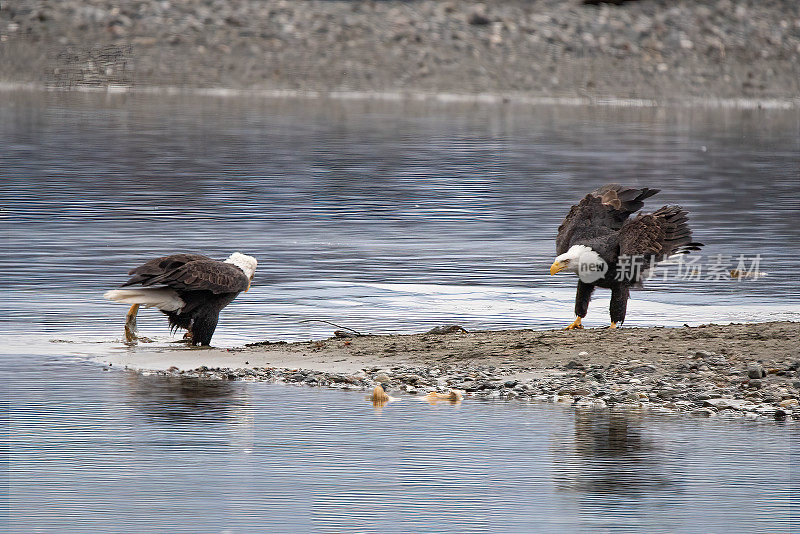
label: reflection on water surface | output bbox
[2,92,798,532]
[6,357,795,533]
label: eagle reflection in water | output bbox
[123,372,250,426]
[552,410,675,496]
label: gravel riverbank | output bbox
[99,321,800,421]
[2,0,799,103]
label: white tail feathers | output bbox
[103,288,185,312]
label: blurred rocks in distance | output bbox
[0,0,797,100]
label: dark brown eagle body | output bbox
[113,253,253,345]
[122,253,212,286]
[554,184,702,326]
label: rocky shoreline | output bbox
[104,321,800,421]
[2,0,799,103]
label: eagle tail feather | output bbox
[654,205,703,256]
[104,288,184,312]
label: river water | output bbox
[2,91,799,532]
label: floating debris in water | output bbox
[426,325,468,335]
[367,384,398,408]
[421,389,464,405]
[729,269,768,280]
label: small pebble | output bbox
[747,364,766,379]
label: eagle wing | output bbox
[556,184,660,254]
[618,205,702,259]
[123,253,212,287]
[139,260,250,294]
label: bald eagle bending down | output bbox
[550,185,702,329]
[104,252,257,345]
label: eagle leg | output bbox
[609,283,630,328]
[124,304,140,343]
[566,281,593,330]
[608,322,618,329]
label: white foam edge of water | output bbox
[318,280,800,324]
[1,82,798,110]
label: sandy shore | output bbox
[99,321,800,420]
[2,0,799,104]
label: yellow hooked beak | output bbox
[550,260,568,275]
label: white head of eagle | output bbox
[224,252,257,280]
[550,245,607,283]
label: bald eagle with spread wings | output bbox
[549,185,702,329]
[104,252,257,345]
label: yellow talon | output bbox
[124,304,140,343]
[608,322,618,329]
[565,317,583,330]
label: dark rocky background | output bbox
[1,0,798,101]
